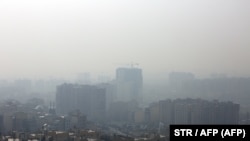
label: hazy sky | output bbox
[0,0,250,80]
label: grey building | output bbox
[115,67,143,104]
[56,84,106,121]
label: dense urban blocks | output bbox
[152,98,240,125]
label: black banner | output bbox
[170,125,250,141]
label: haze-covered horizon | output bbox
[1,0,250,80]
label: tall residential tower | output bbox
[115,67,143,104]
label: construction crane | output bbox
[113,62,140,68]
[130,62,139,68]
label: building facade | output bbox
[56,84,106,121]
[115,67,143,104]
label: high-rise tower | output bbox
[115,67,143,104]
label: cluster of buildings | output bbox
[0,68,245,140]
[102,98,240,127]
[143,98,239,125]
[1,130,167,141]
[0,79,68,103]
[0,98,167,140]
[55,67,143,122]
[55,69,240,127]
[0,99,88,134]
[0,67,145,134]
[168,72,250,109]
